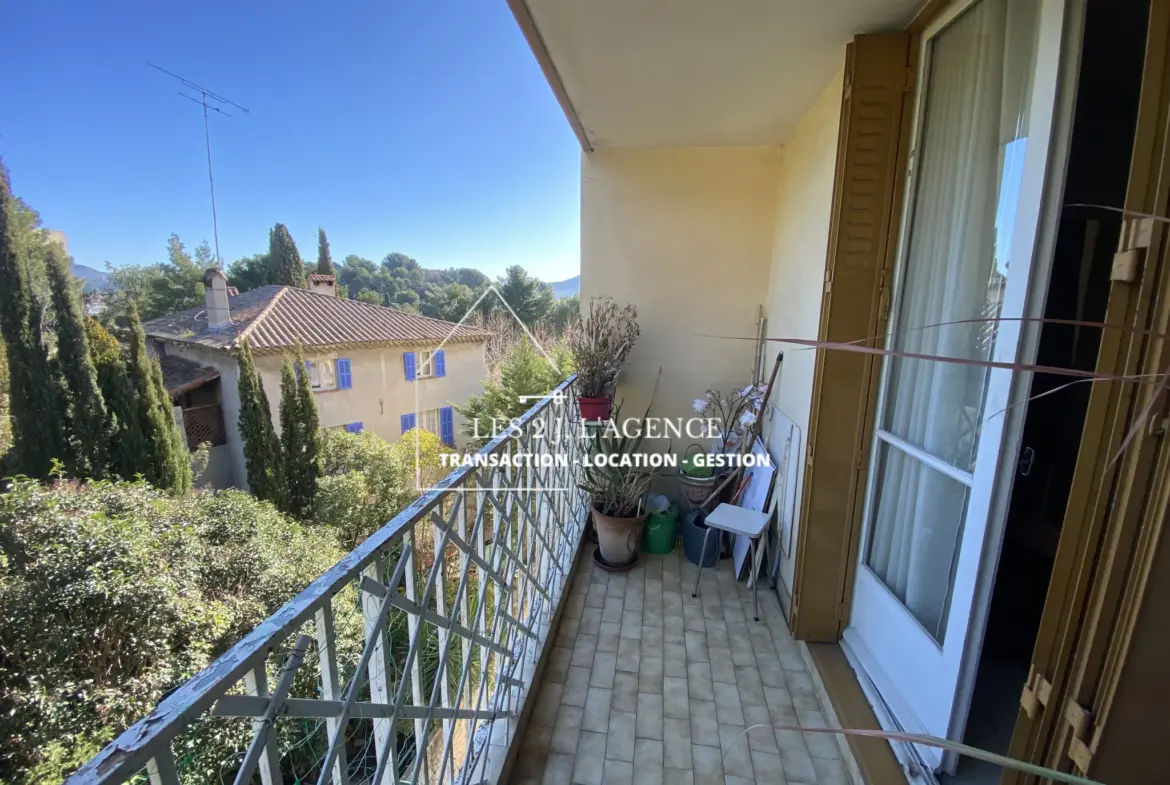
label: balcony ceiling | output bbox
[515,0,923,149]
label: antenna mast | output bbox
[148,63,249,266]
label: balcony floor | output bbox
[511,548,853,785]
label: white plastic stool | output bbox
[691,502,770,622]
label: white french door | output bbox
[842,0,1067,773]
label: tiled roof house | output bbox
[144,268,490,490]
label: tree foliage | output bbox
[0,478,348,783]
[278,347,320,519]
[102,235,207,325]
[236,339,282,501]
[497,264,556,325]
[0,161,70,478]
[46,247,110,478]
[225,253,271,293]
[85,317,145,481]
[125,301,190,493]
[316,227,334,276]
[457,337,572,445]
[315,427,447,549]
[267,223,305,288]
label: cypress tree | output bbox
[237,338,283,500]
[86,316,143,480]
[268,223,306,288]
[46,247,110,478]
[279,346,320,518]
[316,227,335,276]
[126,301,190,493]
[0,161,70,478]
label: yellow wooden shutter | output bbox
[790,33,914,642]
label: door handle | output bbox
[1018,446,1036,477]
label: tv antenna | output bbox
[148,62,249,266]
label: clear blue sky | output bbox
[1,1,581,282]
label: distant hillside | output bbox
[550,275,579,298]
[73,264,113,291]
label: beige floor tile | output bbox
[635,737,664,767]
[572,634,599,668]
[664,614,686,644]
[812,754,851,785]
[762,686,793,716]
[602,594,624,623]
[639,656,665,695]
[706,619,730,649]
[687,660,715,701]
[579,606,603,636]
[563,593,586,620]
[624,591,644,613]
[684,631,709,663]
[583,687,613,733]
[709,648,736,685]
[725,777,755,785]
[547,646,572,684]
[774,640,805,672]
[602,759,634,785]
[664,769,695,785]
[774,730,817,783]
[683,609,707,633]
[606,710,636,762]
[664,642,688,678]
[591,651,617,689]
[612,671,639,712]
[749,750,784,784]
[663,716,693,769]
[556,615,582,648]
[729,634,756,667]
[664,675,690,719]
[620,610,643,639]
[563,665,593,707]
[542,753,575,785]
[714,681,746,726]
[757,658,787,689]
[551,705,584,754]
[597,621,621,653]
[719,723,755,779]
[691,742,724,785]
[735,666,765,706]
[585,583,607,609]
[606,574,627,598]
[616,637,640,672]
[742,704,779,754]
[519,724,552,779]
[573,731,607,785]
[636,692,665,740]
[533,682,565,727]
[690,698,720,747]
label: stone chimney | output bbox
[309,274,337,297]
[203,268,231,330]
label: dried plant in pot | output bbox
[579,402,656,567]
[568,297,640,421]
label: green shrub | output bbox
[0,478,348,783]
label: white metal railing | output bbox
[68,376,588,785]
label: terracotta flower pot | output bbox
[578,395,613,421]
[591,503,647,566]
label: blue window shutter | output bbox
[400,413,416,434]
[345,422,363,434]
[303,361,311,381]
[404,351,417,381]
[434,350,446,378]
[440,407,455,446]
[337,358,352,389]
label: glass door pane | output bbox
[865,0,1041,643]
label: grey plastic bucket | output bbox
[681,508,720,568]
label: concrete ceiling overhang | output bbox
[510,0,924,150]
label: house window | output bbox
[309,359,337,391]
[420,408,440,436]
[417,350,435,379]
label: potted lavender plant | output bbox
[569,298,640,421]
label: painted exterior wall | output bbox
[761,68,845,597]
[163,339,487,490]
[164,342,247,487]
[581,146,782,430]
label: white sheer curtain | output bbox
[866,0,1039,642]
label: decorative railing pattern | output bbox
[181,404,227,450]
[69,376,588,785]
